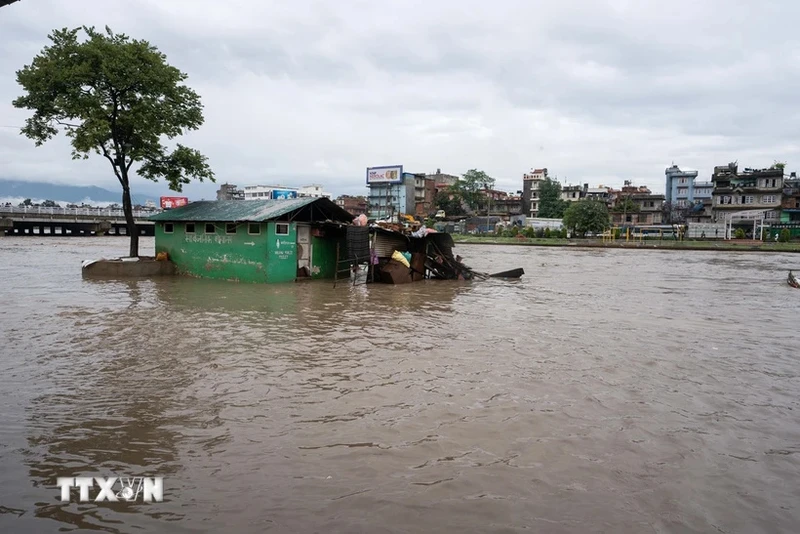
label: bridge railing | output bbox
[0,205,160,219]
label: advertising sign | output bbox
[271,189,298,200]
[366,165,404,184]
[160,196,188,209]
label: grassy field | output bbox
[451,235,800,253]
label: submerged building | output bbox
[149,198,354,283]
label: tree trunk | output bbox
[121,175,138,257]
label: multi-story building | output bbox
[298,184,331,198]
[771,171,800,239]
[665,165,699,204]
[426,168,460,191]
[474,189,523,216]
[610,184,665,226]
[366,166,416,220]
[561,185,582,203]
[711,163,783,224]
[414,175,437,217]
[522,167,548,217]
[334,195,368,217]
[216,183,244,200]
[664,164,713,223]
[582,184,612,205]
[686,180,714,222]
[493,195,524,216]
[781,172,800,222]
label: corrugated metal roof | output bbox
[149,198,354,223]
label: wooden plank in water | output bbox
[489,268,524,278]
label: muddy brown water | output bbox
[1,236,799,533]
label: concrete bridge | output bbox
[0,205,159,236]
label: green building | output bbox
[149,198,354,283]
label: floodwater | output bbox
[1,236,799,534]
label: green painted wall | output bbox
[264,221,298,283]
[309,234,345,279]
[155,221,289,283]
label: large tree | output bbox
[538,177,568,218]
[13,26,214,257]
[562,200,610,237]
[434,188,465,216]
[456,169,495,210]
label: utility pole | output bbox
[483,183,491,235]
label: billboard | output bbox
[271,189,298,200]
[160,196,189,209]
[366,165,403,184]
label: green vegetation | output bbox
[734,228,746,239]
[434,189,466,216]
[538,178,568,218]
[562,200,610,237]
[779,229,792,243]
[13,26,214,257]
[611,197,639,213]
[457,169,495,211]
[434,168,496,215]
[772,161,786,171]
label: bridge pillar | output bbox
[0,218,12,237]
[92,220,112,235]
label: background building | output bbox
[426,168,459,192]
[334,195,368,217]
[522,167,547,217]
[366,165,415,219]
[665,165,699,204]
[561,184,582,203]
[216,183,244,200]
[582,184,612,205]
[711,163,783,224]
[475,189,523,216]
[298,184,331,198]
[782,172,800,223]
[610,183,665,226]
[664,165,713,223]
[243,185,298,200]
[414,175,437,217]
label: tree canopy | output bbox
[13,26,214,257]
[562,200,610,237]
[611,197,639,213]
[456,169,495,210]
[434,188,466,216]
[538,178,568,218]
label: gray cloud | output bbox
[0,0,798,198]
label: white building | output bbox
[242,185,298,200]
[298,184,332,198]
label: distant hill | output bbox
[0,179,158,204]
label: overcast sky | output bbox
[1,0,798,200]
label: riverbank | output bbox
[452,235,800,253]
